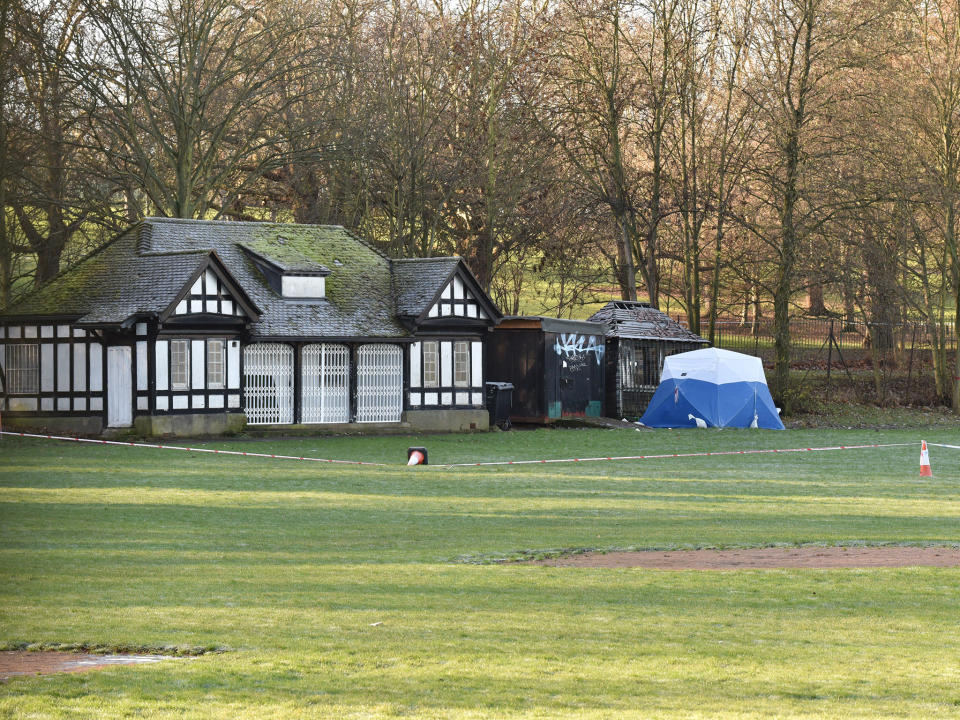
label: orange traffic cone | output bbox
[407,447,428,466]
[920,440,932,477]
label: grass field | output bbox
[2,427,960,718]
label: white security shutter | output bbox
[356,344,402,423]
[243,344,294,424]
[301,344,350,423]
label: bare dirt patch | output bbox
[0,651,172,681]
[532,546,960,570]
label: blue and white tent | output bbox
[640,348,784,429]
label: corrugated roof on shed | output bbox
[588,301,707,343]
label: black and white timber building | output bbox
[0,218,501,435]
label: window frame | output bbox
[170,340,190,390]
[206,339,225,389]
[4,343,39,395]
[453,340,470,388]
[422,341,439,388]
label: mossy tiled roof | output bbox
[1,218,492,340]
[240,239,330,274]
[392,257,461,318]
[0,232,211,324]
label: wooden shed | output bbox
[588,301,708,419]
[485,316,606,423]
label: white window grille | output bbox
[357,344,402,423]
[207,339,225,389]
[243,343,294,424]
[301,344,349,423]
[5,344,39,394]
[170,340,190,390]
[422,341,439,387]
[453,341,470,387]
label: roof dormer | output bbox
[241,237,330,299]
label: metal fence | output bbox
[676,316,957,370]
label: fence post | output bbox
[826,320,834,383]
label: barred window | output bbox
[170,340,190,390]
[5,344,39,394]
[422,341,439,387]
[207,339,225,389]
[453,341,470,387]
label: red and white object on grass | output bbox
[920,440,933,477]
[407,447,428,466]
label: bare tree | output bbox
[77,0,318,219]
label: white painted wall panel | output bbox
[204,269,216,290]
[57,325,69,337]
[41,325,53,338]
[440,342,452,387]
[442,283,452,299]
[428,304,439,318]
[190,299,203,313]
[136,341,148,390]
[222,300,234,315]
[8,326,20,339]
[454,304,465,316]
[467,305,477,318]
[41,398,54,411]
[90,397,103,411]
[156,395,169,411]
[410,342,421,387]
[441,392,452,405]
[227,341,240,389]
[10,398,38,411]
[472,342,483,388]
[135,323,147,336]
[191,277,202,294]
[410,392,421,406]
[24,326,37,338]
[155,341,169,390]
[282,275,325,298]
[137,396,148,410]
[57,397,70,411]
[41,344,54,392]
[228,394,240,408]
[206,300,218,313]
[176,300,187,314]
[173,395,188,410]
[191,340,205,389]
[453,276,464,299]
[57,343,70,391]
[73,328,85,338]
[75,398,87,411]
[425,392,438,405]
[89,344,103,391]
[192,394,205,408]
[73,343,87,391]
[0,326,4,339]
[471,392,483,405]
[455,392,468,405]
[209,394,225,409]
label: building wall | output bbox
[0,322,106,415]
[408,338,484,410]
[2,321,489,433]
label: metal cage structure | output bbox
[243,343,294,424]
[301,343,350,423]
[356,344,402,423]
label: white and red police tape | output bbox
[0,430,945,469]
[438,442,916,468]
[0,430,386,466]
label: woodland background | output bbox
[2,0,960,407]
